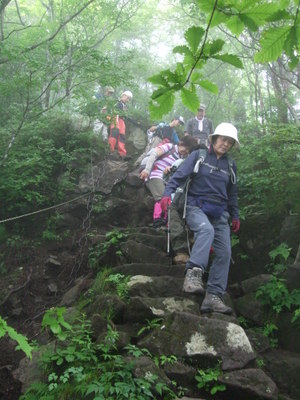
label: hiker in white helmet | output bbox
[108,90,133,158]
[160,122,240,315]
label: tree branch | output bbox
[185,0,219,85]
[24,0,95,52]
[0,0,12,14]
[14,0,25,25]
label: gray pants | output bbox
[169,203,189,254]
[185,206,231,295]
[145,178,165,202]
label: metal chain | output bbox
[69,150,107,284]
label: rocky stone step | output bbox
[123,295,202,322]
[137,311,256,371]
[127,274,185,298]
[112,262,185,278]
[120,240,171,265]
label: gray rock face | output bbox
[263,349,300,399]
[138,312,256,371]
[120,240,171,265]
[78,159,128,194]
[219,368,278,400]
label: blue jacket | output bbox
[163,146,239,219]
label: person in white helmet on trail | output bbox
[108,90,133,158]
[160,122,240,315]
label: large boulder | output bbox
[138,312,256,371]
[280,215,300,258]
[127,275,184,298]
[120,240,171,265]
[123,296,201,322]
[263,349,300,399]
[78,159,128,194]
[219,368,278,400]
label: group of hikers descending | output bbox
[94,89,240,315]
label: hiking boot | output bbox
[200,292,232,315]
[173,253,189,265]
[182,268,205,294]
[109,152,121,161]
[153,218,166,229]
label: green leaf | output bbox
[254,26,290,63]
[239,14,259,31]
[149,91,175,120]
[225,15,245,36]
[147,74,168,86]
[242,3,282,26]
[180,87,200,113]
[173,45,193,57]
[288,54,300,69]
[190,71,203,83]
[6,326,33,359]
[198,79,218,94]
[213,54,244,69]
[151,87,171,100]
[196,0,214,13]
[184,26,205,53]
[210,10,230,28]
[161,68,182,84]
[208,39,225,55]
[284,26,299,58]
[266,9,292,22]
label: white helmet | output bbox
[121,90,133,99]
[208,122,240,147]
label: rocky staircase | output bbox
[77,226,280,400]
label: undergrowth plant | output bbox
[42,212,70,241]
[0,315,33,359]
[88,229,128,269]
[79,269,131,314]
[195,364,226,395]
[20,309,177,400]
[256,243,300,328]
[137,318,163,337]
[87,269,130,301]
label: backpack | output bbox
[153,123,173,141]
[172,149,235,220]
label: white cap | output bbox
[174,115,185,125]
[121,90,133,99]
[208,122,240,147]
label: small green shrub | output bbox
[256,276,293,314]
[195,364,226,395]
[137,318,163,336]
[88,229,128,269]
[21,312,177,400]
[256,243,300,328]
[266,243,292,274]
[105,273,130,300]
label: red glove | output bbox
[160,196,171,213]
[232,219,240,233]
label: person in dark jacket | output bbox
[160,123,240,314]
[186,104,213,147]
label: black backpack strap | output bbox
[227,156,236,184]
[182,149,207,220]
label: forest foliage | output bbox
[148,0,300,119]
